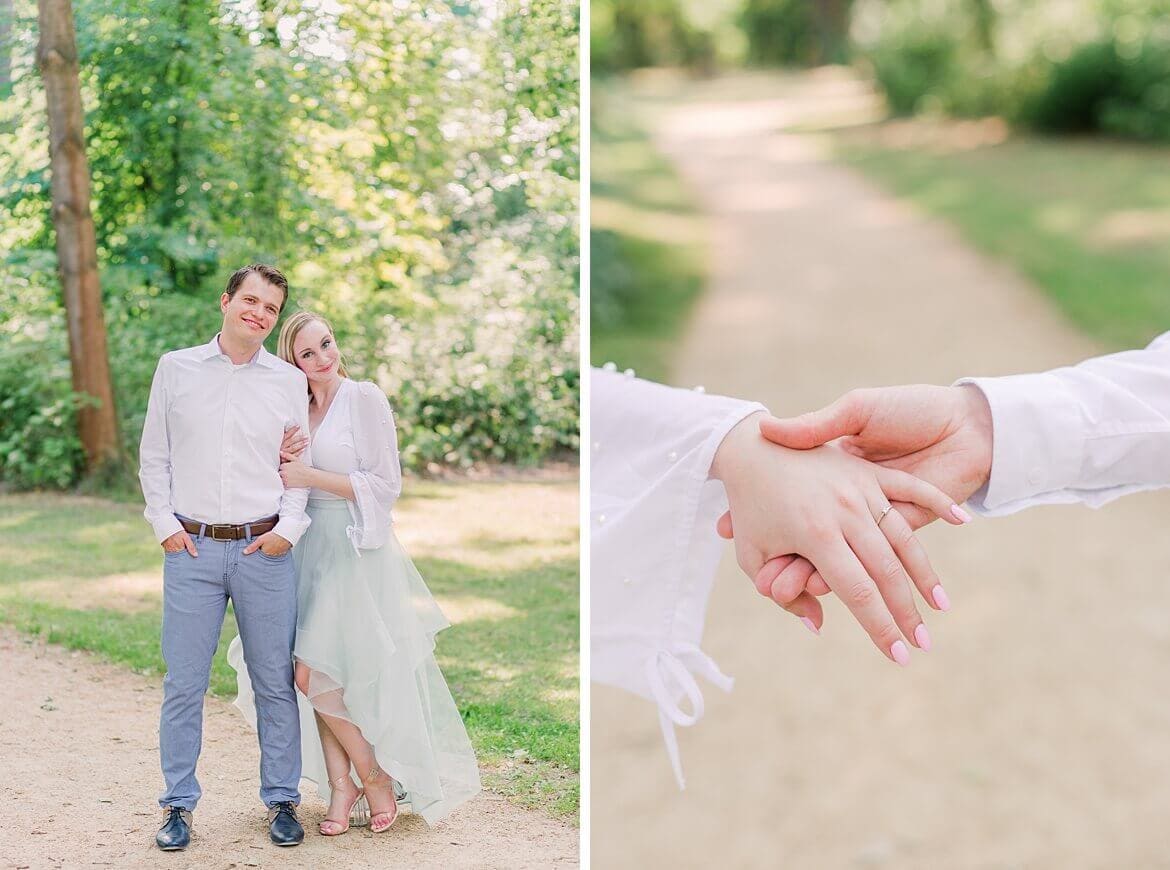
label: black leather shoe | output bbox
[268,801,304,846]
[155,806,192,851]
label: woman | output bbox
[228,311,480,834]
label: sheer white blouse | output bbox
[310,378,403,552]
[591,367,765,787]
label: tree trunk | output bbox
[968,0,996,55]
[36,0,121,475]
[812,0,851,65]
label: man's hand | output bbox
[243,531,292,557]
[761,384,993,520]
[161,530,198,557]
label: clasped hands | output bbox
[712,384,993,664]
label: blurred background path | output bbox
[592,70,1170,869]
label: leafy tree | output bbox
[0,0,579,488]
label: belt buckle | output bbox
[210,524,235,541]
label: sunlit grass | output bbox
[591,80,708,382]
[833,121,1170,350]
[0,480,580,820]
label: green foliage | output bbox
[1099,39,1170,140]
[0,258,85,489]
[1020,40,1125,132]
[859,0,1170,141]
[856,0,1009,117]
[740,0,853,67]
[591,0,717,74]
[1021,36,1170,140]
[0,366,87,490]
[590,82,706,382]
[0,0,579,489]
[866,21,958,115]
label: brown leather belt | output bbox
[178,515,279,541]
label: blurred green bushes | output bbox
[740,0,854,66]
[591,0,719,74]
[857,0,1170,141]
[593,0,1170,144]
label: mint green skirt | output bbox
[229,498,481,824]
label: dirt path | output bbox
[591,70,1170,869]
[0,627,577,869]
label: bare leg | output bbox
[295,663,360,834]
[305,687,398,830]
[314,702,376,770]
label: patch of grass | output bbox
[591,80,708,382]
[0,485,579,821]
[483,758,579,817]
[833,125,1170,350]
[421,554,579,775]
[0,597,241,695]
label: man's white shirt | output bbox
[139,335,312,545]
[960,330,1170,515]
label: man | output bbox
[728,331,1170,619]
[139,264,311,850]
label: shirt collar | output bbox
[254,345,283,369]
[201,333,282,368]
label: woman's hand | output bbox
[716,386,986,630]
[279,459,314,489]
[720,508,960,631]
[280,425,310,463]
[711,412,968,664]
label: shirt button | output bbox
[596,513,606,525]
[1027,468,1042,486]
[693,385,706,394]
[622,576,633,586]
[667,450,678,462]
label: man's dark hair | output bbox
[224,264,289,312]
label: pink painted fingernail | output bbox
[931,584,951,612]
[800,617,820,636]
[950,504,973,524]
[914,623,932,652]
[890,640,911,666]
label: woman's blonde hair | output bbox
[277,311,349,388]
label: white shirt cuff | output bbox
[150,514,184,544]
[956,374,1086,516]
[271,517,307,547]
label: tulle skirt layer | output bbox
[229,498,481,824]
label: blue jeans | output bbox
[158,524,300,810]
